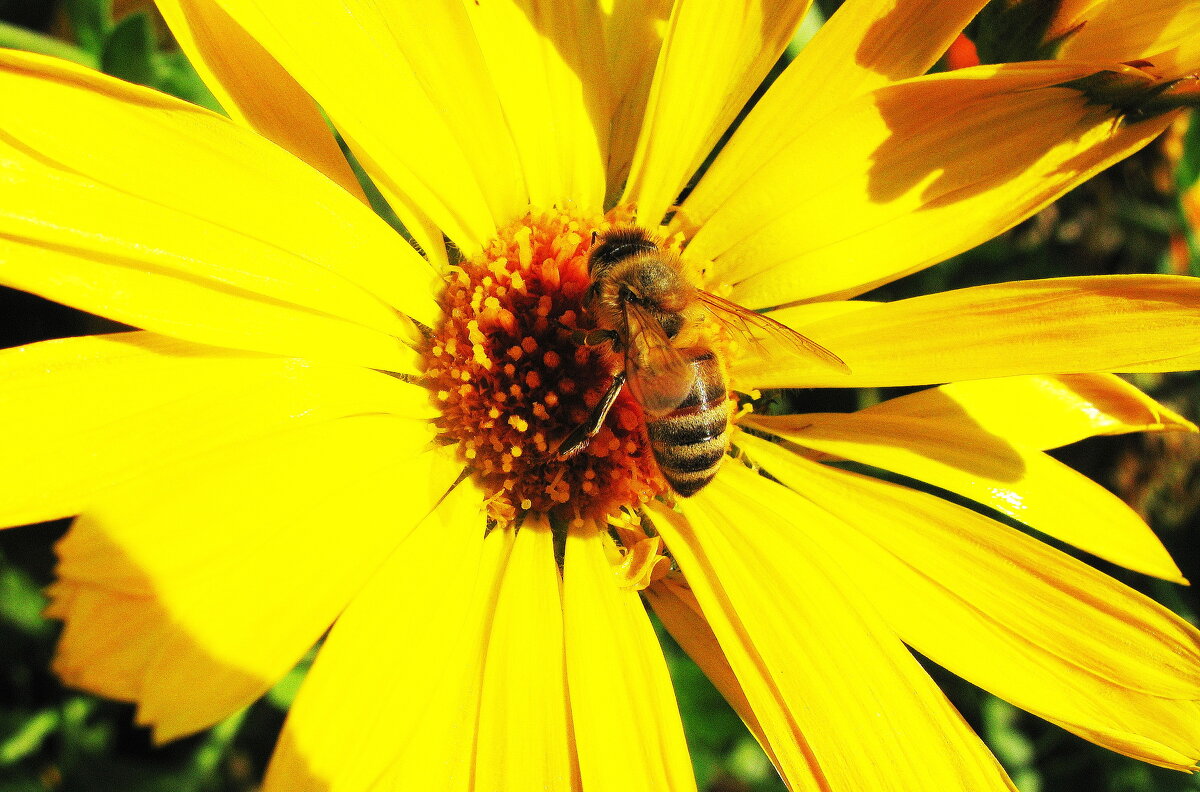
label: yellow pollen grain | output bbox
[544,350,560,368]
[520,498,532,510]
[511,445,523,457]
[522,336,538,354]
[525,371,541,389]
[545,391,559,407]
[515,226,533,267]
[507,346,523,361]
[508,415,529,432]
[542,258,560,290]
[488,407,501,419]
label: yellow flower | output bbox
[1052,0,1200,79]
[2,1,1200,790]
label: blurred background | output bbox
[1,0,1199,789]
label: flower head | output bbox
[4,0,1200,790]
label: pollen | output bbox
[421,208,665,526]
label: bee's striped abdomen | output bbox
[646,350,730,496]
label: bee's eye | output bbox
[619,284,640,304]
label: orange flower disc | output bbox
[421,209,667,526]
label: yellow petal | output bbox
[564,524,696,792]
[746,407,1184,581]
[0,51,434,368]
[51,416,459,742]
[465,0,610,214]
[262,479,492,792]
[600,0,673,201]
[643,577,779,771]
[154,0,367,202]
[848,373,1197,450]
[1056,0,1200,79]
[680,0,987,221]
[737,436,1200,769]
[213,0,528,253]
[744,275,1200,388]
[650,467,1016,792]
[474,517,579,792]
[0,332,426,528]
[621,0,811,227]
[681,63,1175,307]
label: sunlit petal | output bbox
[747,408,1184,581]
[51,417,459,742]
[651,467,1016,792]
[474,517,579,791]
[465,0,610,214]
[154,0,367,201]
[1055,0,1200,78]
[565,524,696,792]
[0,51,434,368]
[260,479,488,792]
[621,0,810,227]
[600,0,672,200]
[739,435,1200,770]
[681,0,987,218]
[0,332,426,528]
[844,373,1197,450]
[212,0,529,253]
[643,577,778,770]
[681,64,1174,306]
[744,275,1200,388]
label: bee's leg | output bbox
[568,327,620,350]
[554,371,627,460]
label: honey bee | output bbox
[555,225,849,496]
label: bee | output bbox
[555,225,849,496]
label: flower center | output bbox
[421,209,667,526]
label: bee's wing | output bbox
[622,300,696,416]
[697,290,850,373]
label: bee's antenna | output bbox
[590,230,598,245]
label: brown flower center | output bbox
[420,209,667,526]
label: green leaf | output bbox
[982,696,1042,792]
[1177,114,1200,192]
[0,709,59,766]
[266,648,316,710]
[0,559,51,637]
[100,12,157,87]
[65,0,114,56]
[157,50,223,112]
[0,21,99,68]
